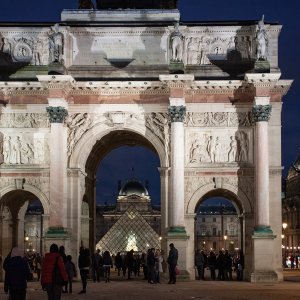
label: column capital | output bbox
[168,105,186,122]
[46,106,68,123]
[252,104,272,122]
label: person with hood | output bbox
[4,247,32,300]
[41,243,68,300]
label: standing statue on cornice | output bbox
[48,24,64,64]
[170,22,184,62]
[78,0,95,9]
[255,15,268,61]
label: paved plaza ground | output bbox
[1,270,300,300]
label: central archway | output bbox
[82,129,167,251]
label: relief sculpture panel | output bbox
[186,129,252,165]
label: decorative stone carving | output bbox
[252,105,272,122]
[185,112,252,127]
[168,105,186,122]
[48,24,64,64]
[0,178,15,190]
[187,131,250,164]
[3,135,35,165]
[25,177,50,196]
[67,113,93,156]
[46,106,68,123]
[187,37,200,65]
[185,177,213,200]
[0,132,3,164]
[170,23,184,62]
[0,113,49,128]
[255,15,268,60]
[146,113,170,161]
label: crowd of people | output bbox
[195,249,244,281]
[2,243,179,299]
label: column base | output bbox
[45,226,70,238]
[168,226,187,236]
[169,61,185,74]
[253,225,274,236]
[251,271,278,283]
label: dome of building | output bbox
[119,179,149,197]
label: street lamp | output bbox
[282,223,288,267]
[224,235,228,249]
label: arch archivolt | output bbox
[68,111,168,169]
[0,184,50,215]
[185,176,254,215]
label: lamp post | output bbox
[282,223,288,267]
[224,235,228,250]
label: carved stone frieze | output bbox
[0,132,3,164]
[2,133,49,165]
[185,112,252,127]
[0,113,49,128]
[187,130,251,165]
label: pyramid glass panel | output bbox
[96,205,160,254]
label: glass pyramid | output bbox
[96,205,160,254]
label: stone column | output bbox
[159,74,194,280]
[38,75,75,247]
[245,73,281,283]
[168,104,186,233]
[252,101,272,234]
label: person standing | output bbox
[4,247,32,300]
[91,249,102,282]
[115,252,122,276]
[102,251,113,283]
[236,250,244,281]
[207,251,217,280]
[167,243,178,284]
[41,243,68,300]
[65,255,77,293]
[195,249,205,280]
[78,247,91,294]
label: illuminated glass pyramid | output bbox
[96,205,160,254]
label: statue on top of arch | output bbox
[96,0,178,9]
[78,0,95,9]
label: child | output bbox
[65,255,77,293]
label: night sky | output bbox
[0,1,299,206]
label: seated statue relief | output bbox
[78,0,95,9]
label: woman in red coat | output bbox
[41,243,68,300]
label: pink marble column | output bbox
[252,101,272,234]
[46,100,68,229]
[168,105,186,233]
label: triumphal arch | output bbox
[0,1,292,282]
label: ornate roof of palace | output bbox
[118,179,149,197]
[0,9,288,82]
[287,154,300,180]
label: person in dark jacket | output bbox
[236,250,245,281]
[78,247,91,294]
[207,251,217,280]
[147,248,155,284]
[115,252,122,276]
[4,247,32,300]
[102,251,113,282]
[41,243,68,300]
[167,243,178,284]
[195,249,205,280]
[65,255,77,293]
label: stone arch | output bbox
[69,122,167,170]
[0,185,50,215]
[186,182,253,215]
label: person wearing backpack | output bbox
[41,243,68,300]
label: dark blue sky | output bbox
[1,0,299,205]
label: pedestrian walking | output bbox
[102,251,113,282]
[91,249,102,282]
[78,247,91,294]
[195,249,205,280]
[41,243,68,300]
[65,255,77,293]
[4,247,32,300]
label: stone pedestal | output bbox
[254,60,270,73]
[169,61,184,74]
[251,234,278,282]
